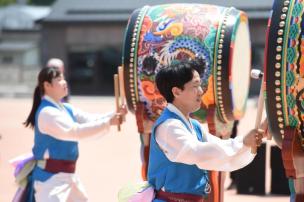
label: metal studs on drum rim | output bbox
[264,0,304,148]
[122,4,251,123]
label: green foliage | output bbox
[0,0,16,6]
[27,0,55,5]
[0,0,55,6]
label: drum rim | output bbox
[123,6,149,113]
[264,0,293,147]
[214,7,250,123]
[123,4,250,124]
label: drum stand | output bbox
[135,101,153,180]
[253,69,304,200]
[282,127,304,202]
[205,105,226,202]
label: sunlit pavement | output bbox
[0,96,289,201]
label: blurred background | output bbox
[0,0,291,201]
[0,0,270,97]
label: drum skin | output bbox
[264,0,304,148]
[123,4,251,123]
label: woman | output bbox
[22,66,127,201]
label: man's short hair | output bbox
[155,59,204,103]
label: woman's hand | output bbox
[118,104,128,117]
[110,104,128,126]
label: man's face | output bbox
[177,70,203,113]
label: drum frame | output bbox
[213,8,250,123]
[123,6,149,113]
[264,0,304,148]
[123,4,251,123]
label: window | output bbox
[1,55,14,64]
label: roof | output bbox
[42,0,273,23]
[0,5,50,29]
[0,41,36,51]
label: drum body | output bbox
[123,4,251,122]
[264,0,304,148]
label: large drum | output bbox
[123,4,251,123]
[264,0,304,148]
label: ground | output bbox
[0,96,289,201]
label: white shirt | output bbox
[155,103,255,172]
[38,96,114,142]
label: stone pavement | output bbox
[0,96,289,201]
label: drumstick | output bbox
[114,74,121,131]
[118,65,126,122]
[251,70,264,154]
[118,66,125,105]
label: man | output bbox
[148,60,267,202]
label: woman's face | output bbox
[44,74,68,101]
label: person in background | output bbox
[148,60,267,202]
[22,66,127,202]
[47,58,65,74]
[47,58,69,102]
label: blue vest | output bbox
[148,108,209,196]
[32,99,79,182]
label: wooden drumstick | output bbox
[251,70,264,154]
[118,65,126,122]
[118,66,125,105]
[114,74,121,131]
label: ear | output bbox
[172,87,181,98]
[43,81,51,91]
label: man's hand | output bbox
[243,129,264,148]
[243,119,268,148]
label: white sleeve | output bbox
[64,103,114,123]
[155,119,255,172]
[38,106,112,141]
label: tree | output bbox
[27,0,55,5]
[0,0,16,6]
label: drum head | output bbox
[231,16,251,119]
[123,4,251,123]
[264,0,304,147]
[213,9,251,122]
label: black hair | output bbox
[155,59,204,103]
[143,56,157,76]
[24,66,61,128]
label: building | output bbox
[0,4,50,96]
[40,0,273,95]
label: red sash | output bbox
[44,159,76,173]
[156,190,205,202]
